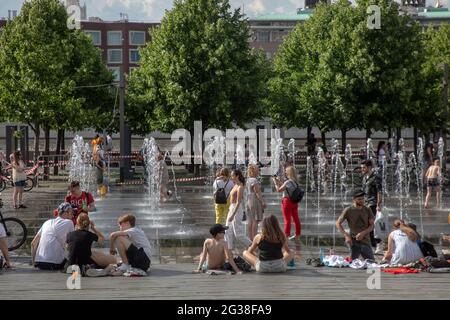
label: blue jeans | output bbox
[349,240,374,260]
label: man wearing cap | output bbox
[336,190,375,260]
[194,224,242,274]
[31,202,74,270]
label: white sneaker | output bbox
[375,243,384,255]
[86,265,115,277]
[288,235,300,241]
[117,263,130,272]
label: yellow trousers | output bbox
[215,201,230,225]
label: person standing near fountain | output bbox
[246,164,266,241]
[423,141,434,179]
[361,160,383,253]
[377,141,388,168]
[11,151,27,209]
[424,158,441,208]
[225,170,251,250]
[156,152,171,202]
[272,166,302,242]
[336,189,375,260]
[213,168,234,225]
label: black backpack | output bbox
[214,180,230,204]
[419,241,438,258]
[226,256,252,273]
[286,181,305,203]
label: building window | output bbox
[129,31,145,45]
[84,30,101,45]
[108,49,122,63]
[108,67,120,82]
[256,31,270,43]
[108,31,122,45]
[129,49,140,63]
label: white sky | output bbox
[0,0,448,21]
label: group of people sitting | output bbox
[194,214,294,274]
[26,180,152,276]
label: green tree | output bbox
[127,0,269,136]
[422,24,450,137]
[0,0,114,160]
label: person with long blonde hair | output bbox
[243,215,293,273]
[383,219,423,265]
[213,167,234,224]
[246,164,266,241]
[272,166,302,241]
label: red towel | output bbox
[382,267,420,274]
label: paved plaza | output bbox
[1,171,449,300]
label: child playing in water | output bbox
[424,158,441,208]
[193,224,242,274]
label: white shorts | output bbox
[0,223,6,238]
[255,258,286,273]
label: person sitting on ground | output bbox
[66,213,116,273]
[31,202,74,270]
[109,214,152,273]
[383,219,423,265]
[0,199,12,268]
[424,158,441,208]
[336,189,375,261]
[64,181,95,225]
[243,215,294,273]
[193,224,242,274]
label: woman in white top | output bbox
[246,164,266,241]
[11,151,27,209]
[213,167,234,225]
[383,219,423,265]
[225,169,251,250]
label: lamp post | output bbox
[119,65,132,182]
[438,62,449,170]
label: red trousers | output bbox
[281,197,301,237]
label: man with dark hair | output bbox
[361,160,383,253]
[64,181,95,225]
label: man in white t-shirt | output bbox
[31,202,74,270]
[109,214,151,272]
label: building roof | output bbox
[249,13,312,21]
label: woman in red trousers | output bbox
[272,166,301,241]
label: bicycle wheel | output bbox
[24,177,34,192]
[3,218,27,251]
[0,179,5,192]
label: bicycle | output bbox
[0,198,28,251]
[0,170,35,193]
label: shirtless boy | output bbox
[194,224,242,274]
[424,158,441,208]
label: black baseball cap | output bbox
[210,224,228,236]
[352,189,366,198]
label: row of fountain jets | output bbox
[68,132,445,243]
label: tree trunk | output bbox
[44,127,50,181]
[341,129,347,154]
[366,129,372,139]
[31,123,40,161]
[413,128,418,158]
[54,129,63,175]
[396,128,402,151]
[387,128,392,140]
[321,131,326,147]
[61,129,66,170]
